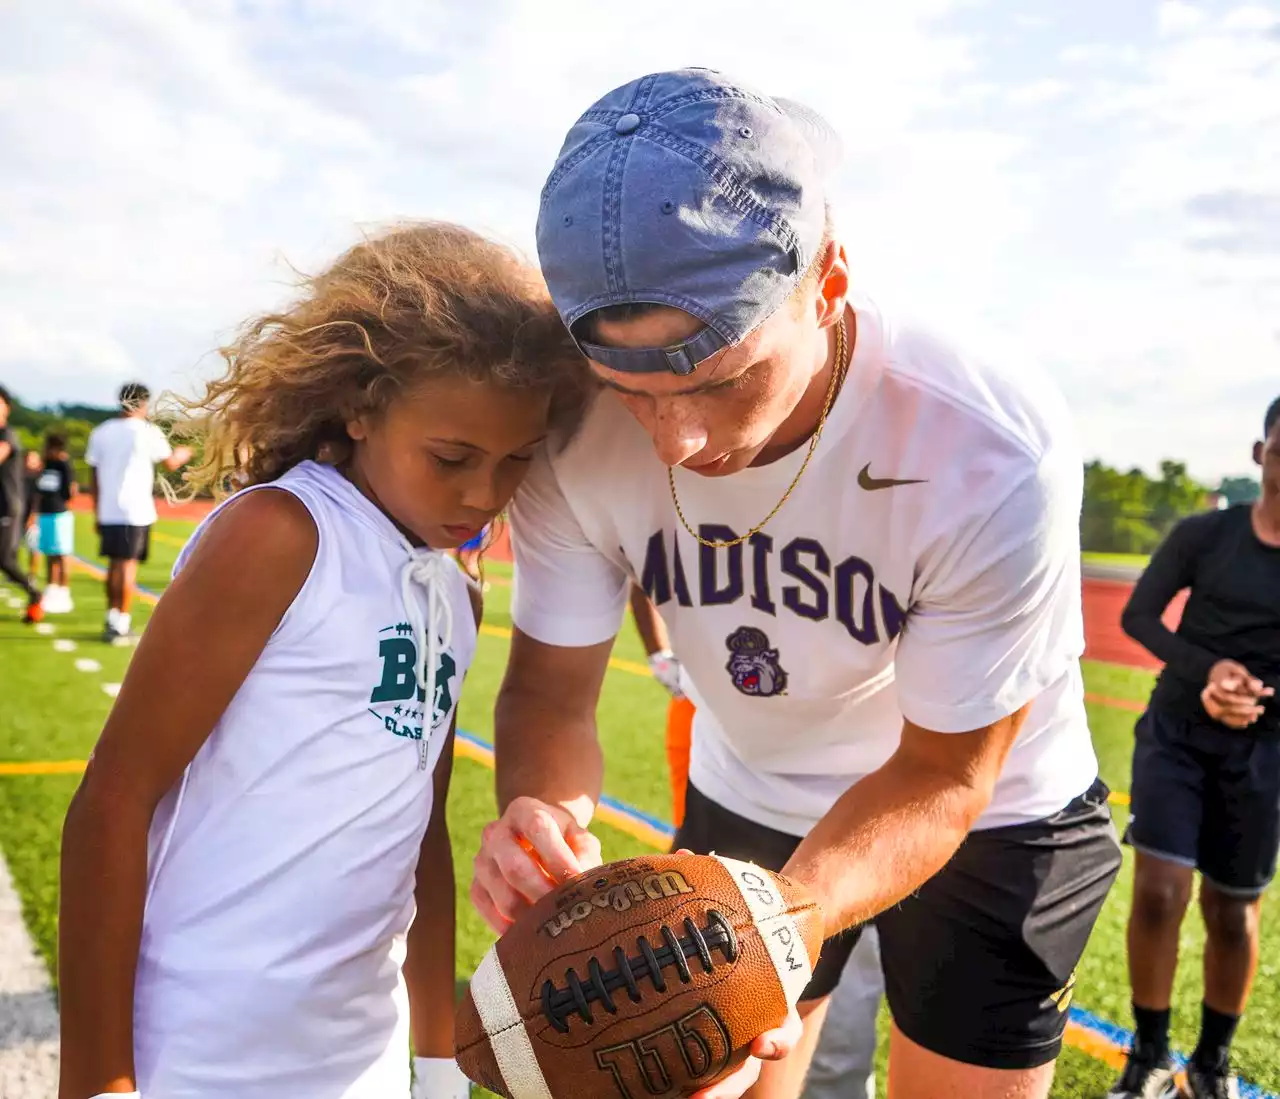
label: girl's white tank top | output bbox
[133,460,477,1098]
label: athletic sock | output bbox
[1133,1003,1172,1062]
[117,612,132,634]
[107,607,121,631]
[1192,1003,1240,1073]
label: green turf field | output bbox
[2,513,1277,1097]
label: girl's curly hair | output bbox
[174,221,594,497]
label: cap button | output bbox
[615,112,641,136]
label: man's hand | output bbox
[470,797,602,934]
[688,1008,802,1099]
[1203,659,1275,729]
[648,650,685,699]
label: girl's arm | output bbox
[58,489,317,1099]
[404,578,481,1095]
[404,718,459,1058]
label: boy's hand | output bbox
[1203,660,1275,729]
[648,650,685,698]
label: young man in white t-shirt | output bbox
[85,382,191,642]
[470,69,1122,1099]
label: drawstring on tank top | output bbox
[399,547,454,770]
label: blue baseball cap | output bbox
[536,68,841,376]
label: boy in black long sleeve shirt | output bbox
[1107,397,1280,1099]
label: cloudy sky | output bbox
[2,0,1277,483]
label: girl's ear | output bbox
[346,414,370,443]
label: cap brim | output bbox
[775,97,843,178]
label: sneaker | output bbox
[23,599,45,624]
[41,585,73,614]
[1183,1062,1240,1099]
[1108,1047,1180,1099]
[104,624,137,647]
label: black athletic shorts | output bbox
[1125,706,1280,897]
[98,524,150,563]
[673,778,1122,1070]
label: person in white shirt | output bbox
[84,382,192,642]
[470,68,1122,1099]
[56,222,592,1099]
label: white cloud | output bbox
[1157,0,1210,37]
[1222,3,1280,30]
[1007,78,1073,105]
[1,0,1277,482]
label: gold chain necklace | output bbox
[669,314,849,549]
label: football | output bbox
[455,852,824,1099]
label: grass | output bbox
[2,518,1278,1097]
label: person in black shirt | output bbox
[0,383,44,621]
[1106,396,1280,1099]
[22,448,44,583]
[33,430,78,614]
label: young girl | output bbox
[57,222,590,1099]
[34,431,78,613]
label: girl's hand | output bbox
[470,797,601,935]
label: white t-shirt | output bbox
[85,416,173,526]
[510,297,1097,835]
[134,461,478,1098]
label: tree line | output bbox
[8,398,1260,555]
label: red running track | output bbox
[481,524,1168,674]
[1082,578,1182,671]
[77,499,1164,672]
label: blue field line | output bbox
[457,724,1278,1099]
[454,729,677,842]
[71,554,166,602]
[49,568,1280,1098]
[1068,1008,1275,1099]
[596,791,676,841]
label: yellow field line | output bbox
[58,563,1131,807]
[0,760,88,776]
[478,622,650,677]
[1063,1020,1127,1071]
[0,581,1162,1084]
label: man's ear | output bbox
[1254,440,1264,468]
[815,240,849,330]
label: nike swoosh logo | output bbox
[857,463,927,491]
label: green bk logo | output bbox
[368,623,457,744]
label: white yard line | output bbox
[0,854,59,1098]
[72,659,100,674]
[102,684,121,698]
[50,640,76,654]
[32,624,53,637]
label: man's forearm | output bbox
[58,784,149,1098]
[405,827,457,1058]
[782,752,991,936]
[494,683,603,827]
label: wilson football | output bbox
[455,852,824,1099]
